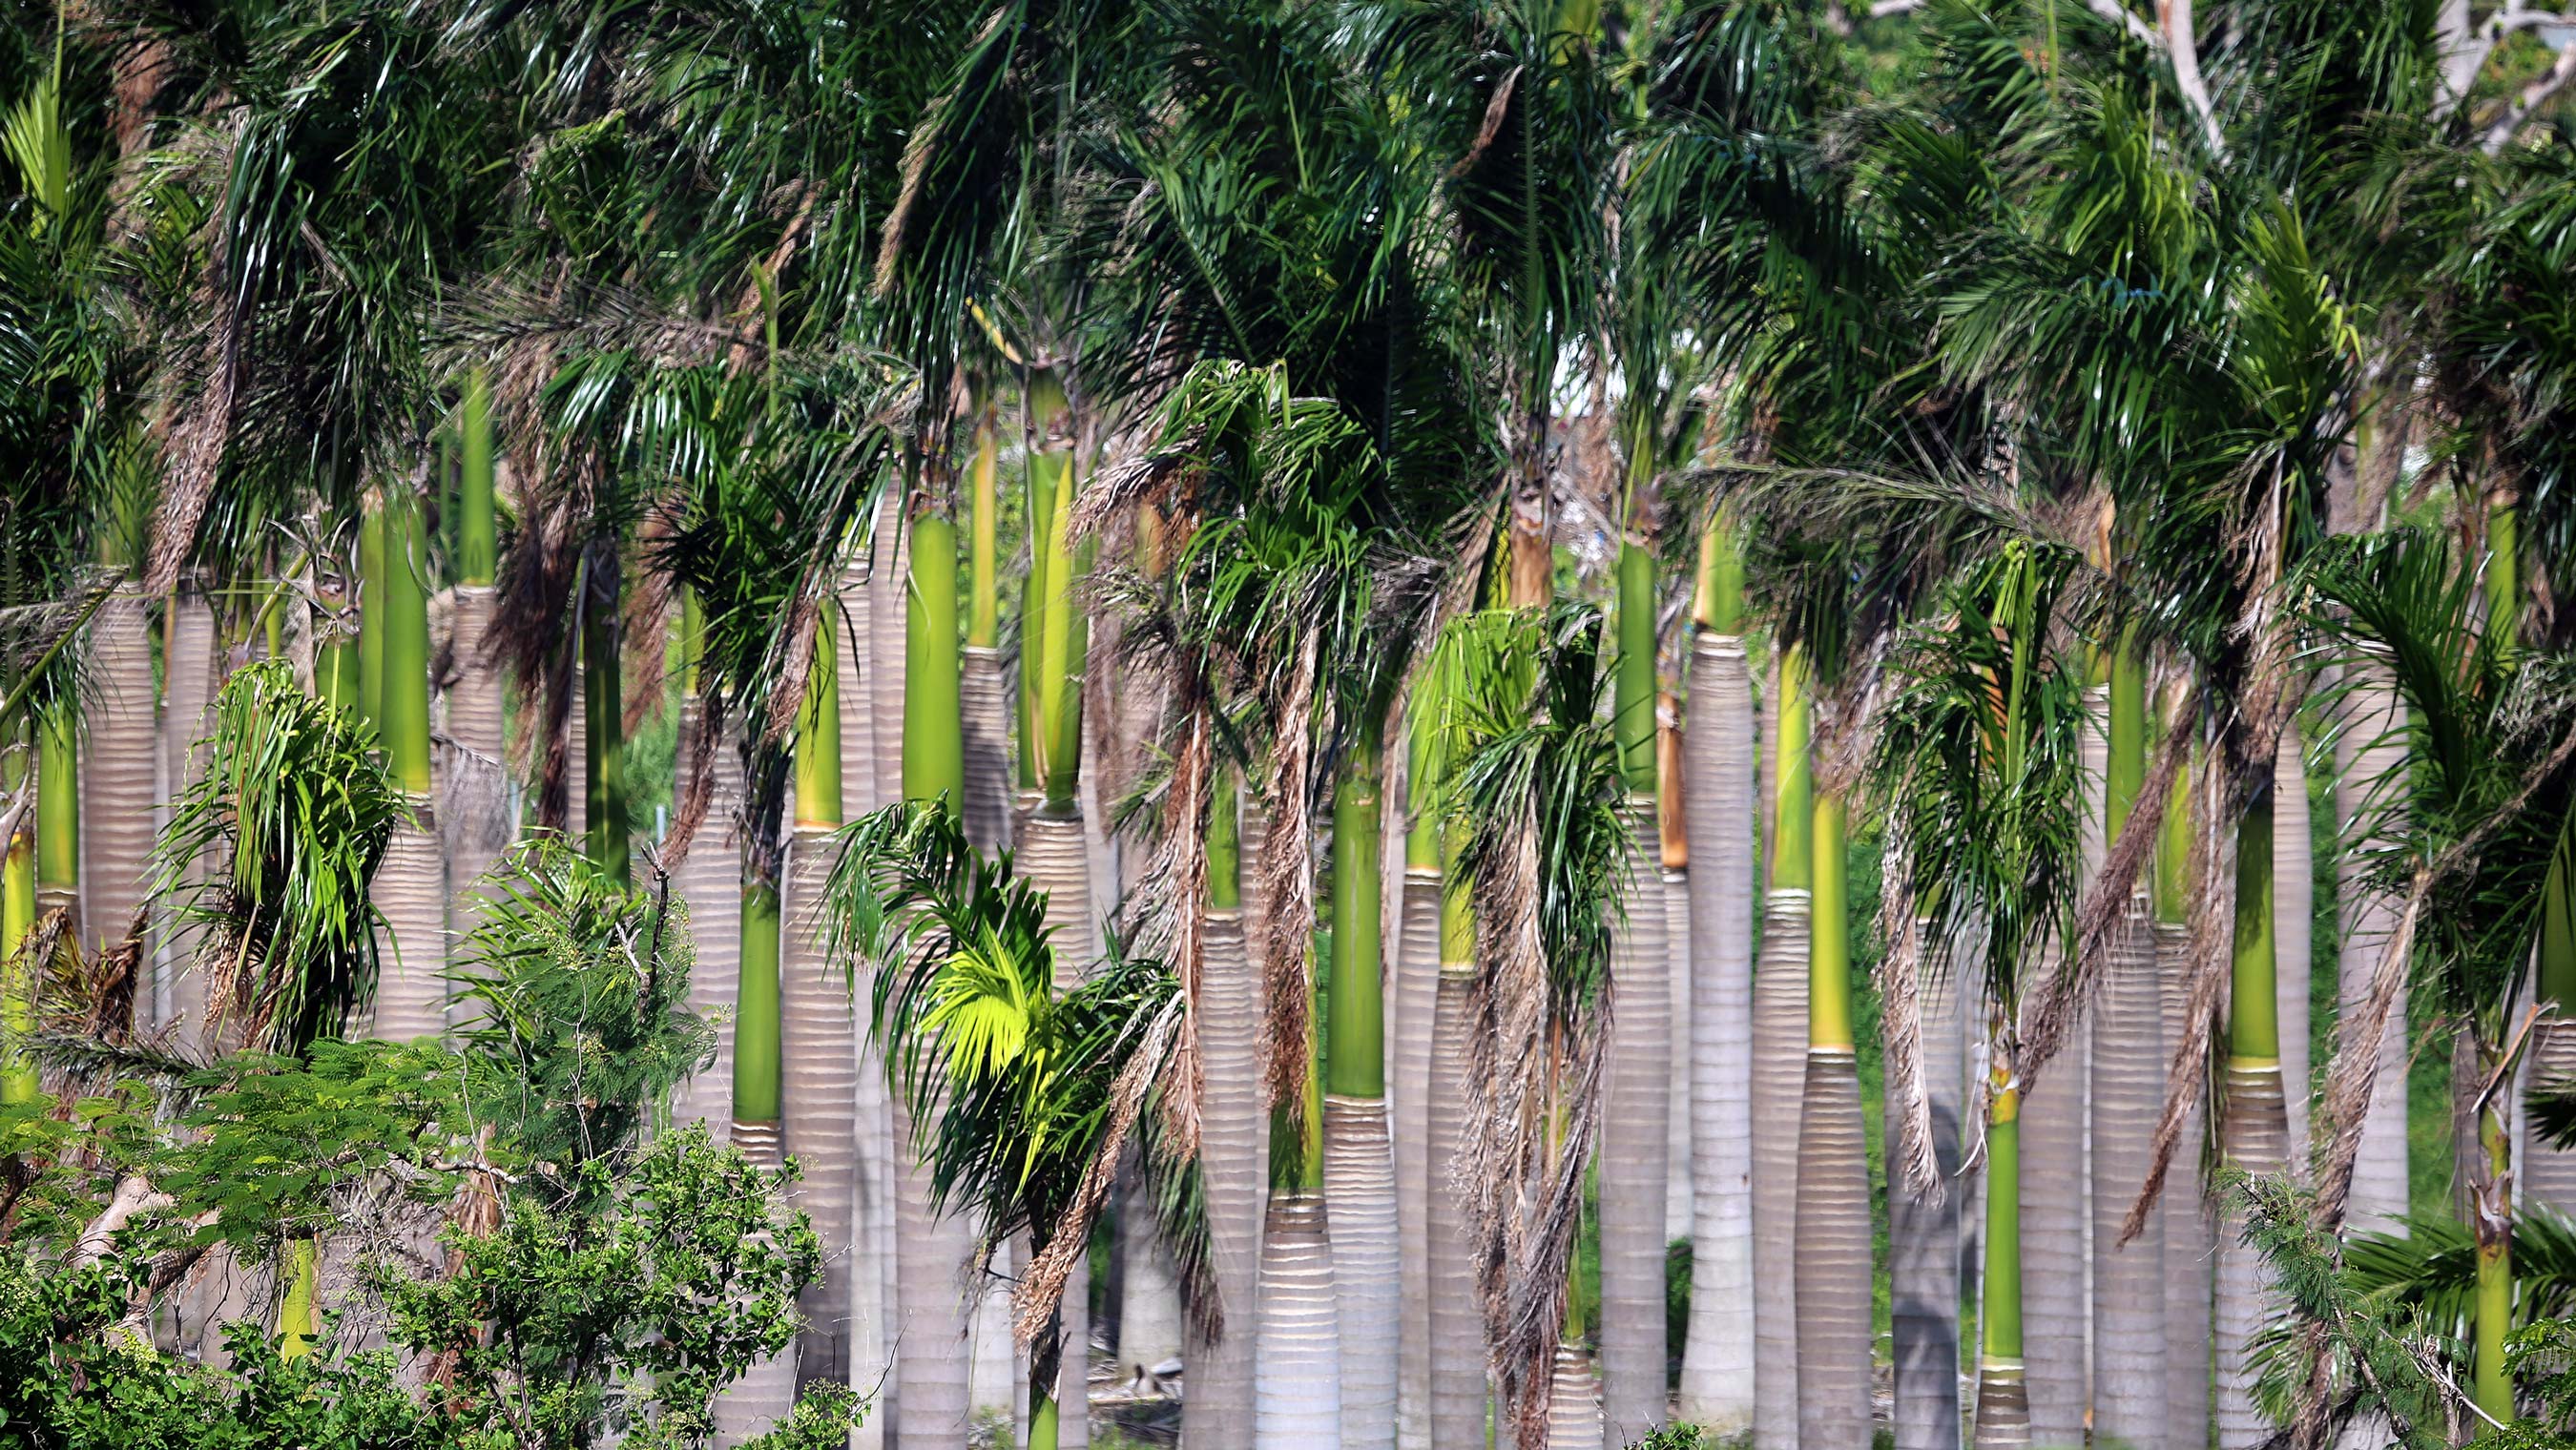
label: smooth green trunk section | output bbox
[734,880,782,1125]
[1809,789,1852,1051]
[3,770,34,1104]
[318,639,361,715]
[1693,510,1743,635]
[2155,750,2190,926]
[1613,542,1656,793]
[2230,792,2277,1064]
[2545,851,2576,1011]
[581,599,628,880]
[1771,646,1814,892]
[795,622,843,830]
[1029,1387,1060,1450]
[459,365,496,587]
[970,412,999,649]
[904,515,965,806]
[1209,765,1241,911]
[280,1237,319,1360]
[359,504,386,732]
[1326,736,1385,1099]
[1017,454,1057,794]
[381,497,432,796]
[2485,500,2520,651]
[677,588,703,696]
[36,702,75,895]
[1406,656,1445,870]
[2107,643,2145,845]
[1982,1094,2024,1364]
[2476,1106,2513,1432]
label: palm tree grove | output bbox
[10,0,2576,1446]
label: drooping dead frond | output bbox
[1877,846,1942,1207]
[2122,760,2236,1245]
[660,692,724,869]
[1257,635,1320,1114]
[2021,682,2198,1085]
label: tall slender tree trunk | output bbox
[1428,901,1485,1449]
[2332,662,2408,1450]
[444,365,511,1007]
[2215,795,2286,1450]
[961,403,1010,851]
[1117,1168,1185,1378]
[1752,648,1812,1450]
[1890,918,1961,1450]
[82,590,156,1021]
[852,536,900,1450]
[1546,1339,1604,1450]
[1666,854,1693,1245]
[2091,656,2165,1450]
[1395,866,1442,1450]
[1975,1076,2029,1450]
[1601,804,1672,1448]
[2275,728,2312,1170]
[1796,789,1873,1449]
[784,618,855,1390]
[1679,623,1757,1436]
[716,792,794,1447]
[4,743,37,1104]
[1186,774,1267,1448]
[371,495,446,1046]
[2156,760,2211,1449]
[159,588,218,1037]
[2020,977,2087,1446]
[1260,1047,1342,1450]
[1326,738,1399,1450]
[671,692,740,1142]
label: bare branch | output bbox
[2484,41,2576,153]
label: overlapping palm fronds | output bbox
[1436,601,1631,1445]
[149,659,402,1056]
[817,798,1209,1364]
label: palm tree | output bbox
[823,798,1203,1450]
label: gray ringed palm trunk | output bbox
[960,645,1011,850]
[2158,921,2212,1449]
[1394,871,1442,1450]
[1600,802,1672,1449]
[2089,903,2167,1450]
[2213,1064,2289,1449]
[1256,1190,1343,1450]
[1976,1362,2029,1448]
[1750,888,1812,1450]
[1427,963,1485,1450]
[896,1092,976,1446]
[2275,731,2313,1170]
[1665,865,1692,1246]
[160,590,219,1038]
[1326,1092,1400,1450]
[1889,925,1961,1450]
[782,832,859,1389]
[1679,631,1756,1436]
[440,584,512,1033]
[2018,1011,2087,1448]
[846,551,897,1450]
[2335,663,2416,1227]
[1795,1045,1874,1450]
[669,697,740,1141]
[1545,1342,1602,1450]
[1185,906,1268,1449]
[82,591,158,1014]
[1026,807,1096,1445]
[370,801,448,1045]
[1118,1169,1184,1378]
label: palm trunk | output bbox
[1326,737,1398,1450]
[1795,788,1873,1448]
[1975,1083,2029,1449]
[2021,1029,2088,1450]
[3,745,36,1103]
[671,694,741,1141]
[841,546,896,1450]
[1428,885,1485,1450]
[2215,795,2286,1450]
[36,699,77,932]
[581,554,629,882]
[445,365,510,982]
[159,589,218,1037]
[82,590,156,1019]
[1394,869,1443,1450]
[1118,1169,1185,1378]
[1186,773,1268,1447]
[372,495,446,1045]
[1752,647,1812,1450]
[1545,1339,1604,1450]
[2275,728,2312,1170]
[1679,622,1757,1436]
[715,832,797,1448]
[1889,916,1961,1450]
[785,611,856,1389]
[2156,758,2211,1447]
[2092,655,2165,1450]
[961,404,1010,851]
[1665,857,1693,1245]
[1257,1188,1344,1449]
[2534,854,2576,1212]
[2472,1101,2515,1425]
[1601,802,1672,1448]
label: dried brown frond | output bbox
[1257,636,1320,1115]
[660,694,724,869]
[1877,854,1943,1206]
[1454,66,1524,177]
[142,112,247,596]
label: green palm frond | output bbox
[151,659,402,1056]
